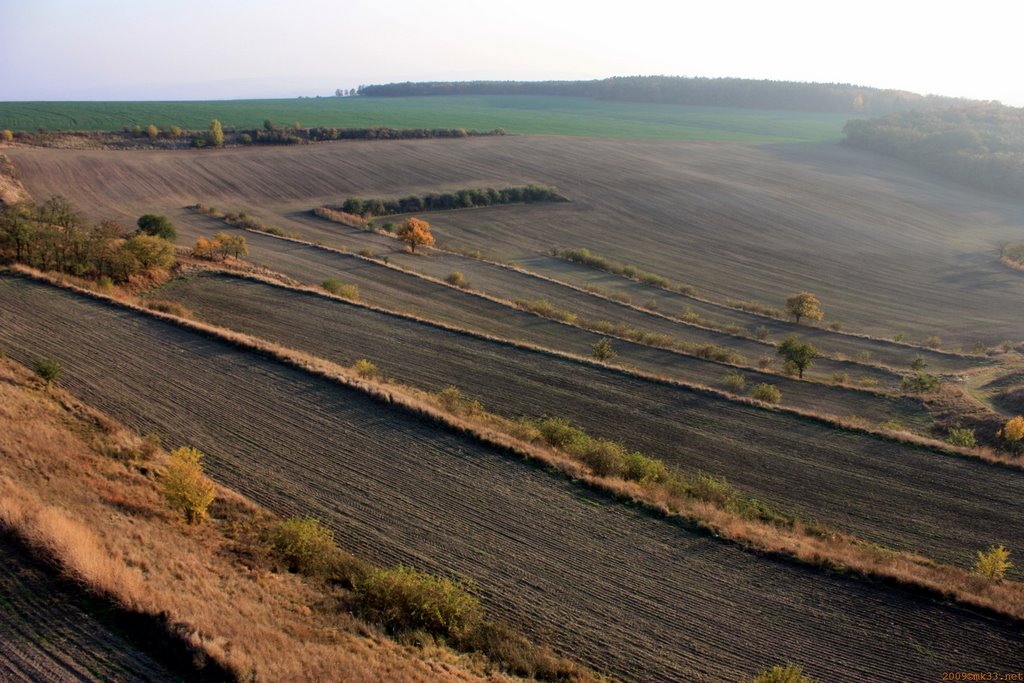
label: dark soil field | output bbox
[152,271,1023,570]
[0,275,1021,680]
[0,535,175,682]
[7,136,1024,344]
[175,215,906,390]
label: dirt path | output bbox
[0,274,1020,681]
[0,535,175,683]
[154,272,1024,573]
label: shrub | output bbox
[749,663,815,683]
[947,427,977,447]
[355,565,482,638]
[858,377,879,388]
[514,298,577,324]
[757,354,774,370]
[974,544,1013,581]
[96,275,114,291]
[445,271,469,288]
[999,415,1024,447]
[723,372,747,393]
[750,383,782,404]
[1,129,13,142]
[623,452,667,483]
[592,337,615,361]
[33,357,63,385]
[209,119,224,147]
[910,354,928,371]
[923,335,942,349]
[168,125,182,138]
[535,417,590,452]
[353,358,379,379]
[830,372,849,385]
[268,517,337,576]
[436,386,483,416]
[322,279,359,300]
[162,446,216,524]
[900,373,940,394]
[878,419,903,432]
[145,124,159,140]
[754,325,770,341]
[143,299,191,318]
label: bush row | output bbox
[341,184,565,217]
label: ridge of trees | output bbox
[843,102,1024,197]
[357,76,972,115]
[340,185,565,217]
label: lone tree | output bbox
[136,214,177,241]
[397,217,435,253]
[209,119,224,147]
[592,337,615,361]
[784,292,824,325]
[162,446,216,524]
[777,336,818,379]
[33,357,62,385]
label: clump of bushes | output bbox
[534,417,666,481]
[193,232,248,261]
[514,298,578,324]
[553,247,695,295]
[436,386,483,417]
[723,371,747,393]
[33,357,63,385]
[747,663,815,683]
[342,185,564,218]
[355,565,483,639]
[353,359,379,379]
[143,299,191,318]
[162,446,216,524]
[900,373,940,394]
[445,271,469,288]
[322,279,359,300]
[267,516,338,576]
[947,427,977,448]
[750,383,782,404]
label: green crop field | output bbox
[0,95,852,142]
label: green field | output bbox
[0,95,851,142]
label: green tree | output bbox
[592,337,615,361]
[162,447,216,524]
[33,357,63,385]
[777,337,818,379]
[209,119,224,147]
[121,234,175,270]
[136,214,177,242]
[784,292,824,324]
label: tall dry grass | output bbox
[0,356,548,682]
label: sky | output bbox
[1,0,1019,105]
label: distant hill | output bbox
[357,76,969,115]
[843,102,1024,197]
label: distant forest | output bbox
[358,76,966,115]
[843,103,1024,197]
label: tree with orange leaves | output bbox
[397,217,434,253]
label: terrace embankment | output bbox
[0,273,1022,682]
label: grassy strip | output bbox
[0,353,593,682]
[13,266,1024,623]
[550,247,987,361]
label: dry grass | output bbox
[0,356,567,682]
[13,265,1024,622]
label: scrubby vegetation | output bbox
[340,185,565,218]
[445,271,469,288]
[974,545,1013,581]
[32,357,62,385]
[161,446,216,524]
[322,279,360,300]
[192,232,249,261]
[553,247,695,295]
[591,337,615,361]
[750,383,782,404]
[747,663,815,683]
[0,196,175,283]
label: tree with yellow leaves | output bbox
[999,415,1024,449]
[162,447,216,524]
[397,217,435,253]
[784,292,824,325]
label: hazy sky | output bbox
[1,0,1019,104]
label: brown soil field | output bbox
[151,271,1024,570]
[175,214,905,390]
[7,137,1024,344]
[158,270,930,427]
[0,274,1022,680]
[258,207,982,374]
[0,535,176,682]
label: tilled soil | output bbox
[0,535,175,683]
[155,272,1024,573]
[0,274,1021,681]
